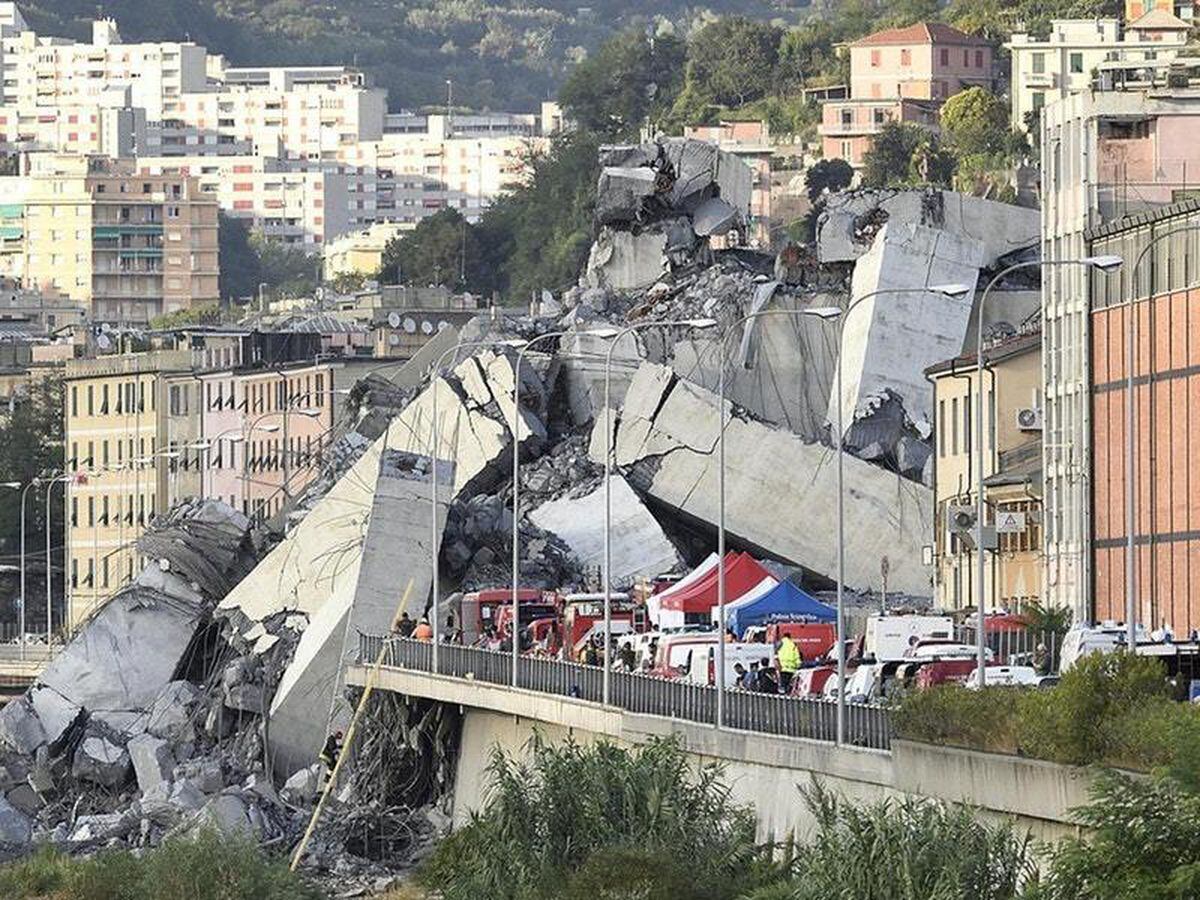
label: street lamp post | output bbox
[510,328,617,686]
[16,480,35,658]
[429,337,525,674]
[1123,230,1199,650]
[973,255,1122,685]
[712,285,969,741]
[44,473,74,644]
[602,318,717,706]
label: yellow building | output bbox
[64,350,201,628]
[323,221,409,280]
[0,154,218,323]
[926,330,1044,612]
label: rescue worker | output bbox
[777,634,802,693]
[320,730,343,772]
[412,618,434,641]
[755,659,779,694]
[394,611,415,638]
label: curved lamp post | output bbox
[601,318,717,706]
[973,255,1122,685]
[510,327,618,686]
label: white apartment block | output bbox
[138,155,350,248]
[1007,13,1189,131]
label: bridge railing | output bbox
[358,634,892,751]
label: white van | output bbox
[685,642,774,688]
[864,615,955,662]
[1059,622,1149,671]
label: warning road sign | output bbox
[995,511,1026,534]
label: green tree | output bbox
[216,213,261,304]
[475,129,600,303]
[378,208,484,291]
[149,303,223,330]
[558,29,686,139]
[251,231,320,299]
[0,376,64,627]
[940,87,1012,157]
[805,158,854,202]
[861,121,955,188]
[1032,772,1200,900]
[684,17,782,107]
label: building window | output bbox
[841,108,853,127]
[1032,52,1045,74]
[87,496,94,527]
[963,394,972,456]
[951,397,959,455]
[1069,52,1084,74]
[938,399,945,457]
[900,48,911,66]
[840,140,852,159]
[940,48,949,66]
[872,107,886,125]
[1031,92,1045,111]
[870,49,881,67]
[975,49,984,68]
[86,385,93,416]
[71,496,78,527]
[71,386,77,417]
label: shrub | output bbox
[1031,771,1200,900]
[893,651,1200,772]
[420,736,771,900]
[750,780,1032,900]
[891,684,1022,754]
[0,831,321,900]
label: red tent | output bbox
[658,552,774,620]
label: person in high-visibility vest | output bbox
[412,618,433,641]
[777,634,802,694]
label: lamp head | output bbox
[802,306,843,320]
[681,318,718,329]
[1084,254,1124,273]
[930,282,973,299]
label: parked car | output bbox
[963,665,1044,689]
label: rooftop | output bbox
[1128,8,1192,29]
[925,329,1041,376]
[851,22,989,48]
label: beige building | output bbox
[63,349,198,627]
[0,154,218,322]
[928,330,1043,612]
[138,154,351,250]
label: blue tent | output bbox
[726,580,835,637]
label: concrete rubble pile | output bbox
[586,137,753,291]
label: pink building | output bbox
[200,362,336,522]
[821,22,994,167]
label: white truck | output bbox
[863,614,955,662]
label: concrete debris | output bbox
[281,763,322,806]
[268,449,446,775]
[831,222,979,441]
[127,734,174,795]
[529,475,681,589]
[816,188,1040,269]
[586,137,752,289]
[596,362,932,596]
[71,735,129,788]
[0,796,31,846]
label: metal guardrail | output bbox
[359,634,893,751]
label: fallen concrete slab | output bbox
[816,188,1039,268]
[830,222,979,439]
[528,475,681,589]
[267,450,446,775]
[594,363,933,596]
[584,228,668,291]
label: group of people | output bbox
[733,634,804,694]
[393,610,465,644]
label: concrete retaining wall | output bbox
[348,665,1091,844]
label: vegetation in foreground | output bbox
[892,651,1200,775]
[0,830,321,900]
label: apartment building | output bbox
[199,361,335,522]
[138,154,350,248]
[1040,82,1200,621]
[1006,15,1189,132]
[1089,201,1200,635]
[820,22,993,167]
[928,331,1044,612]
[62,329,324,626]
[0,154,218,322]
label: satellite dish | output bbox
[420,320,433,335]
[402,316,416,333]
[100,322,112,332]
[387,311,401,329]
[388,333,400,347]
[437,320,450,332]
[158,558,170,572]
[96,333,112,350]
